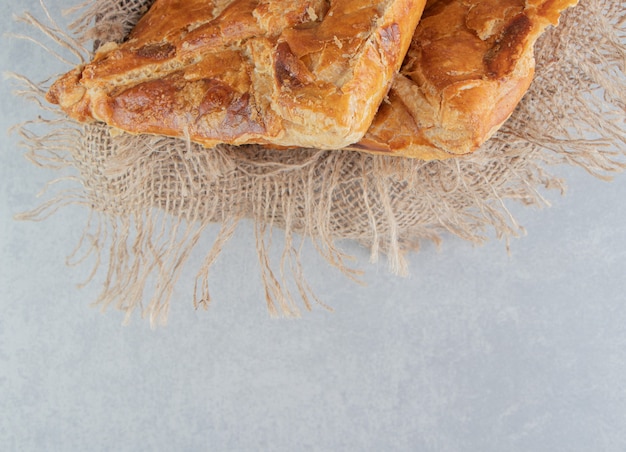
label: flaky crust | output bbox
[46,0,426,150]
[350,0,579,159]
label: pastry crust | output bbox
[349,0,579,159]
[46,0,427,150]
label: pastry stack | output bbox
[47,0,578,160]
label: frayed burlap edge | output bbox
[10,0,626,326]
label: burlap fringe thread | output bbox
[11,0,626,325]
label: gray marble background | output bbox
[2,1,626,451]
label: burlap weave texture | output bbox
[15,0,626,324]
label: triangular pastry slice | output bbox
[46,0,427,149]
[350,0,579,160]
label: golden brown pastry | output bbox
[46,0,427,150]
[350,0,579,159]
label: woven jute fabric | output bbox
[14,0,626,324]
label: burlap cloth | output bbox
[14,0,626,324]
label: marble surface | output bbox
[2,2,626,451]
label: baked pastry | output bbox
[46,0,427,150]
[350,0,579,159]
